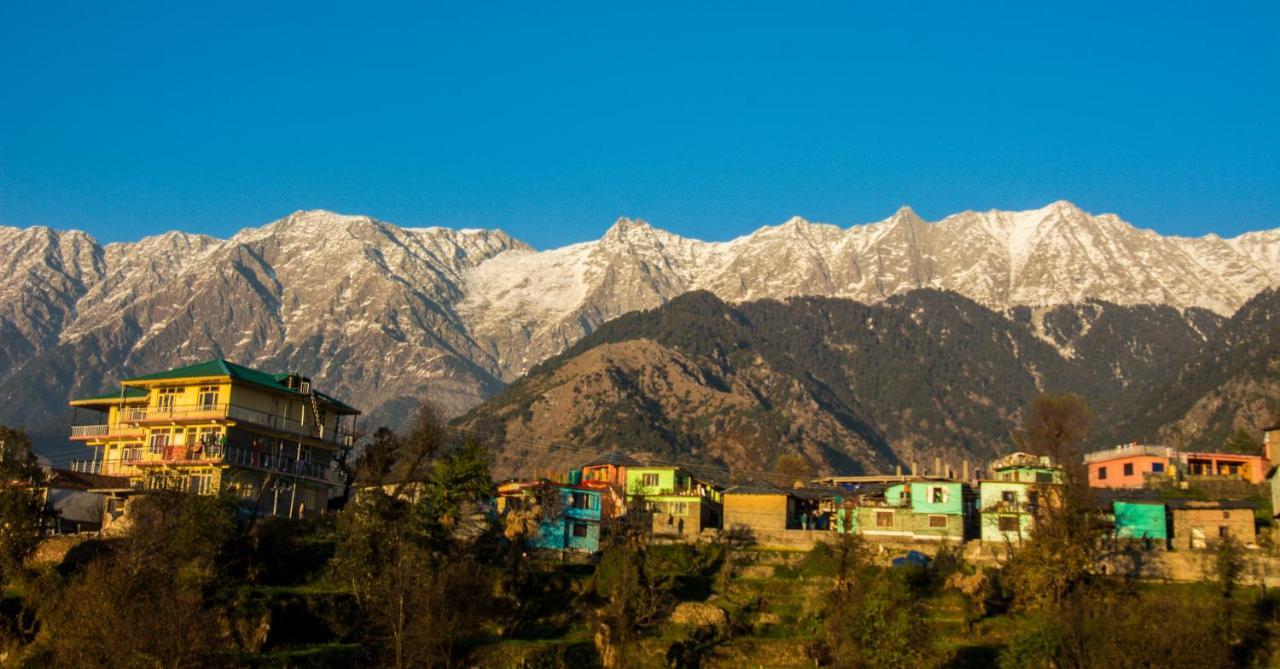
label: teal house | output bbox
[857,480,968,541]
[500,482,603,554]
[1112,499,1169,546]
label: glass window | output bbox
[198,385,219,410]
[1151,462,1164,473]
[571,491,592,509]
[572,523,589,538]
[1001,491,1016,504]
[1098,466,1108,480]
[876,511,893,527]
[156,387,179,411]
[931,487,946,504]
[1123,463,1134,476]
[642,473,660,487]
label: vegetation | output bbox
[3,396,1280,667]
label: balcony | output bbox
[69,443,341,485]
[77,403,355,446]
[69,424,146,440]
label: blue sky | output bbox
[2,2,1277,248]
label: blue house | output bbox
[500,481,603,554]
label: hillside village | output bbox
[1,358,1278,666]
[44,359,1277,558]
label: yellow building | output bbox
[68,359,360,518]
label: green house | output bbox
[1113,500,1168,544]
[624,466,722,537]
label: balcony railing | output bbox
[69,443,341,485]
[75,403,354,446]
[1083,444,1174,464]
[69,424,146,440]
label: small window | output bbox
[1028,491,1039,507]
[1001,491,1016,504]
[1151,462,1164,473]
[1123,463,1134,476]
[876,511,893,527]
[931,487,946,504]
[929,515,947,528]
[642,473,660,487]
[572,523,589,538]
[1219,526,1229,538]
[571,491,592,509]
[998,516,1019,532]
[1222,511,1230,520]
[1098,466,1108,480]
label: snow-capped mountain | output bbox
[0,202,1275,445]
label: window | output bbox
[998,516,1020,532]
[1123,463,1134,476]
[198,385,219,410]
[187,474,212,495]
[929,515,947,528]
[571,491,593,509]
[1219,526,1229,538]
[149,428,172,450]
[1222,511,1231,520]
[1151,462,1164,473]
[1097,466,1108,480]
[1035,472,1054,483]
[642,473,660,487]
[1028,491,1039,508]
[671,502,688,515]
[931,487,947,504]
[876,511,894,527]
[156,387,179,411]
[1001,491,1016,505]
[572,523,589,538]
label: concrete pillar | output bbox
[911,460,918,477]
[934,457,942,477]
[962,460,970,482]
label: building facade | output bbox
[625,466,722,537]
[68,359,359,518]
[1085,444,1175,489]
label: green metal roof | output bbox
[121,359,359,414]
[69,387,149,405]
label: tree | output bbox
[1003,393,1102,612]
[1013,393,1093,466]
[332,407,496,669]
[768,454,814,487]
[0,426,50,585]
[1223,428,1263,455]
[33,491,241,668]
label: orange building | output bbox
[1085,443,1269,489]
[1085,444,1175,489]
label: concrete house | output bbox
[852,480,970,542]
[978,453,1062,544]
[722,485,797,532]
[1167,499,1257,550]
[625,466,722,538]
[1085,444,1175,489]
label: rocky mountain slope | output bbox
[0,203,1274,456]
[455,290,1265,477]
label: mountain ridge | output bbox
[1,203,1275,458]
